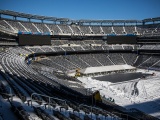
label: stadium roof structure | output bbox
[0,10,160,24]
[143,17,160,22]
[78,19,142,24]
[0,10,69,22]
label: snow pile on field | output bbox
[78,69,160,119]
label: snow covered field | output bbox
[78,69,160,119]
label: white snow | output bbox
[1,62,160,119]
[78,69,160,119]
[80,64,135,74]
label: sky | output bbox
[0,0,160,20]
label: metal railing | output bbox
[0,86,13,101]
[79,104,121,119]
[112,111,140,120]
[31,93,67,110]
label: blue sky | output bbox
[0,0,160,20]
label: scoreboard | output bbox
[106,35,137,44]
[18,34,51,45]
